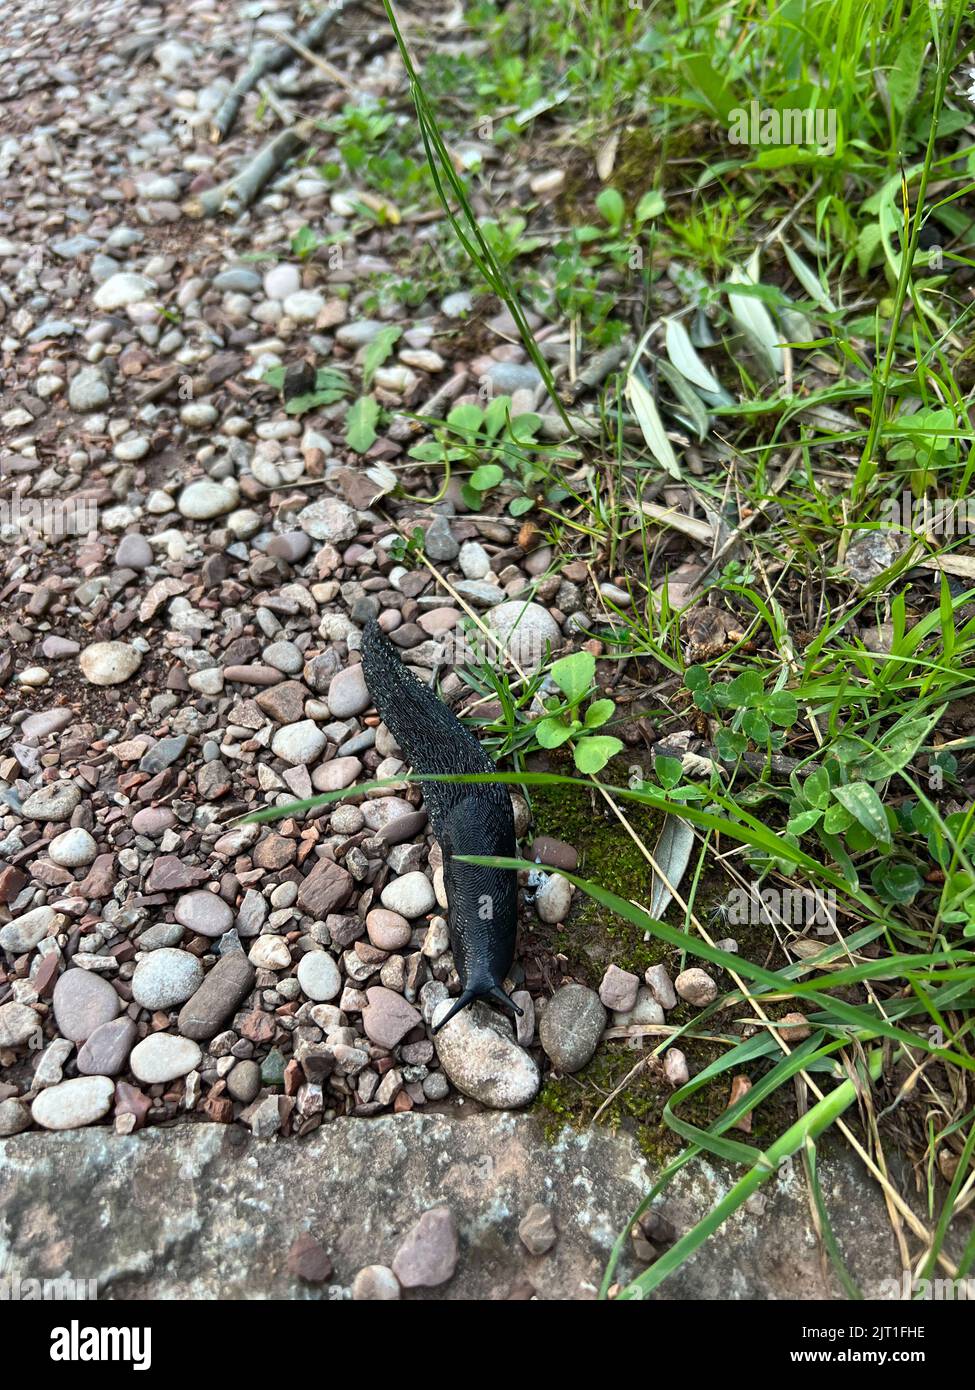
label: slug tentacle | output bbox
[360,620,518,1028]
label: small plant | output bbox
[389,526,426,565]
[262,364,351,417]
[534,651,623,773]
[408,396,575,516]
[291,225,323,261]
[685,666,798,760]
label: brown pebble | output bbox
[287,1233,333,1283]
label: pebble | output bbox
[519,1203,558,1255]
[287,1233,333,1283]
[645,964,677,1010]
[174,891,234,937]
[21,709,73,739]
[361,986,421,1048]
[675,968,718,1007]
[31,1076,115,1131]
[335,319,384,348]
[178,951,256,1040]
[664,1049,690,1086]
[262,640,303,674]
[458,541,490,579]
[248,935,292,970]
[283,290,325,322]
[485,361,542,393]
[296,950,342,1001]
[534,873,572,924]
[52,970,120,1043]
[21,782,81,822]
[538,985,605,1073]
[613,987,665,1027]
[22,783,80,822]
[297,497,357,543]
[79,641,142,686]
[441,292,473,317]
[129,1033,203,1084]
[381,872,435,918]
[77,1017,138,1076]
[599,963,640,1013]
[92,272,155,309]
[68,366,110,411]
[326,663,370,717]
[227,1059,261,1103]
[366,909,412,951]
[0,1001,41,1048]
[0,905,56,953]
[178,479,239,520]
[132,948,204,1011]
[131,807,176,836]
[391,1207,458,1288]
[47,826,97,867]
[271,720,326,766]
[115,533,153,569]
[0,1098,32,1137]
[264,264,301,299]
[433,1000,540,1107]
[352,1265,401,1301]
[312,757,361,791]
[213,268,262,293]
[487,601,561,669]
[423,514,459,562]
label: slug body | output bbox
[360,620,519,1030]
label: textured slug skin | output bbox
[360,620,518,1027]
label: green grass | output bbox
[261,0,975,1299]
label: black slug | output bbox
[360,619,521,1031]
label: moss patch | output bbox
[525,754,803,1156]
[525,753,736,984]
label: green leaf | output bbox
[536,717,574,749]
[859,709,943,781]
[727,262,783,373]
[871,862,923,906]
[788,809,823,837]
[655,755,683,790]
[596,188,625,232]
[362,326,402,390]
[550,650,596,705]
[804,767,832,810]
[508,495,534,516]
[663,316,723,394]
[635,189,666,222]
[574,735,624,774]
[345,395,379,454]
[887,13,925,120]
[483,395,511,437]
[742,709,770,743]
[584,698,615,729]
[469,463,504,492]
[832,783,892,847]
[715,728,747,759]
[726,670,763,707]
[446,403,484,440]
[684,666,710,693]
[823,802,854,836]
[626,369,681,478]
[765,690,799,727]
